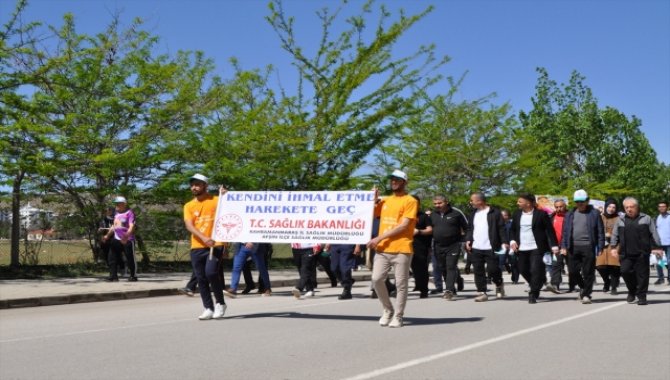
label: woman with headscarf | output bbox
[596,198,621,295]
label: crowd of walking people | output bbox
[104,171,669,326]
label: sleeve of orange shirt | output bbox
[403,197,418,221]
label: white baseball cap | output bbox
[573,189,588,202]
[388,169,408,181]
[113,196,127,203]
[189,173,209,183]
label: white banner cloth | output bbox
[212,191,374,244]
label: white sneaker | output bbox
[198,308,214,320]
[388,315,404,328]
[291,288,301,299]
[213,303,226,319]
[581,296,592,304]
[304,290,315,297]
[379,309,394,326]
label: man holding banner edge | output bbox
[183,174,227,320]
[367,169,418,328]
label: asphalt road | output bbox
[1,280,669,380]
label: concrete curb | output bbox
[0,273,373,310]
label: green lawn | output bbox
[0,240,294,266]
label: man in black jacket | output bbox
[465,192,509,302]
[610,197,663,305]
[560,189,605,304]
[431,195,468,301]
[509,193,559,303]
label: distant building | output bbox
[9,203,56,232]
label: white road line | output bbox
[341,301,626,380]
[0,297,349,344]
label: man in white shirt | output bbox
[465,192,509,302]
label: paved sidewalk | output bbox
[0,269,373,309]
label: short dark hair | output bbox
[472,192,486,202]
[519,192,536,204]
[659,201,669,207]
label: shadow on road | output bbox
[229,311,484,326]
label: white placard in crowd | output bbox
[211,191,375,244]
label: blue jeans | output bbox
[230,243,271,291]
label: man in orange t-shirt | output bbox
[183,174,227,320]
[367,169,418,328]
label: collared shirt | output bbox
[657,213,670,246]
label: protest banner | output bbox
[211,191,375,244]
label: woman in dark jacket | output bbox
[510,193,559,303]
[596,198,621,294]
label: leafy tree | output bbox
[3,9,221,262]
[0,0,49,267]
[518,68,668,210]
[197,0,447,191]
[380,76,518,207]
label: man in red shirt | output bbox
[547,199,571,293]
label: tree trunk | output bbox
[10,171,25,268]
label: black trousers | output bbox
[411,246,430,293]
[330,245,357,290]
[190,247,225,310]
[313,254,337,288]
[435,243,461,293]
[509,253,520,283]
[293,248,316,292]
[620,253,650,298]
[109,239,136,279]
[596,265,621,289]
[517,250,545,297]
[471,248,503,292]
[569,244,596,298]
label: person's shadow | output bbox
[229,311,483,326]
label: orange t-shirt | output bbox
[375,194,418,254]
[183,195,223,249]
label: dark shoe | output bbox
[128,276,138,282]
[222,288,237,298]
[610,288,618,295]
[602,285,610,292]
[457,277,465,291]
[370,290,378,299]
[178,287,195,297]
[654,278,663,285]
[331,279,338,287]
[546,284,560,294]
[338,290,352,300]
[105,277,119,282]
[626,294,636,304]
[637,298,647,305]
[412,287,419,292]
[430,289,443,295]
[390,290,397,298]
[242,285,256,294]
[528,294,537,304]
[487,278,492,285]
[464,266,471,275]
[419,291,428,299]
